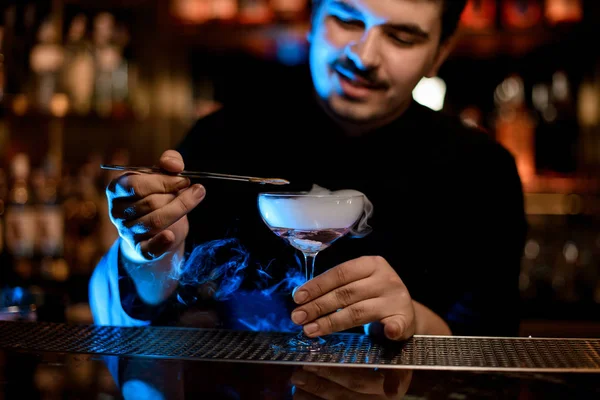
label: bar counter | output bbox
[1,321,600,399]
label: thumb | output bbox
[380,315,414,341]
[159,150,185,173]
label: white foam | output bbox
[258,185,370,232]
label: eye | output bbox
[387,33,415,47]
[331,15,363,29]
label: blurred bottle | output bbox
[533,70,579,174]
[459,0,497,32]
[575,232,599,304]
[552,241,579,303]
[63,158,102,283]
[92,13,119,117]
[520,235,546,300]
[170,0,213,24]
[550,70,579,173]
[29,19,65,114]
[0,46,4,265]
[576,78,600,172]
[493,74,536,185]
[0,168,6,258]
[65,159,104,305]
[213,0,238,21]
[544,0,583,25]
[33,156,68,284]
[595,233,600,305]
[0,25,5,102]
[62,14,94,116]
[238,0,273,24]
[4,153,37,281]
[3,3,38,109]
[501,0,543,30]
[531,78,553,174]
[270,0,308,21]
[110,22,134,119]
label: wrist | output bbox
[120,237,162,265]
[118,239,184,306]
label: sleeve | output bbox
[89,238,186,327]
[443,145,528,337]
[88,239,152,327]
[88,108,230,327]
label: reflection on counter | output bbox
[1,349,600,399]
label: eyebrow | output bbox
[329,0,430,40]
[330,0,361,15]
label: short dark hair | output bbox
[439,0,468,43]
[311,0,468,44]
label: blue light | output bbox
[11,287,24,304]
[122,380,165,400]
[276,37,307,66]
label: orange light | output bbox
[170,0,212,24]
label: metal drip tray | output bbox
[1,322,599,372]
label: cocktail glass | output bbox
[257,191,365,352]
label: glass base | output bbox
[272,331,344,353]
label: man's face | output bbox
[309,0,451,124]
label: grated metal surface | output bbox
[1,321,599,372]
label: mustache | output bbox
[331,58,387,89]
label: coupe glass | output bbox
[257,191,365,352]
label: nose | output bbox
[346,28,381,71]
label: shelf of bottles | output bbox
[164,0,590,57]
[166,0,586,31]
[0,4,143,119]
[0,149,127,323]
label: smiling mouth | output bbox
[334,66,382,90]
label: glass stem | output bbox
[303,252,318,282]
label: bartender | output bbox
[90,0,526,341]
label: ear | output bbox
[425,35,457,78]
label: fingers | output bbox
[110,172,191,199]
[159,150,185,173]
[107,150,196,263]
[112,193,176,221]
[302,366,385,395]
[380,313,415,341]
[291,256,414,339]
[291,368,372,400]
[123,184,205,239]
[300,298,389,337]
[294,257,379,305]
[138,216,189,261]
[363,298,413,341]
[291,367,411,399]
[138,229,177,259]
[291,280,378,325]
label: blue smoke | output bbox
[175,238,249,301]
[174,238,305,332]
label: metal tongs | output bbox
[100,164,290,185]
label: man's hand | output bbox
[291,365,413,399]
[291,256,415,341]
[107,150,205,263]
